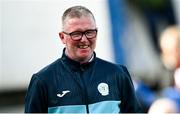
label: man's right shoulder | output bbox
[33,58,62,79]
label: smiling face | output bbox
[59,15,97,63]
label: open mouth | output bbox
[78,45,89,49]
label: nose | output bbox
[80,34,88,42]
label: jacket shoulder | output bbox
[33,58,62,79]
[96,58,128,73]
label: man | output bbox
[25,5,141,113]
[159,26,180,112]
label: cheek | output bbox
[66,40,77,49]
[92,40,96,47]
[64,37,71,45]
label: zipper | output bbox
[60,58,92,113]
[80,67,89,113]
[85,91,89,113]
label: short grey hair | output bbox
[62,6,96,29]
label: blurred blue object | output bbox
[107,0,127,65]
[135,81,156,112]
[162,87,180,112]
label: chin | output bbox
[77,54,91,60]
[78,51,91,56]
[79,55,89,59]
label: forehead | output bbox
[63,15,96,31]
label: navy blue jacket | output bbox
[25,50,141,113]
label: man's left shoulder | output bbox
[96,57,117,67]
[96,58,127,72]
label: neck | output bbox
[65,49,94,64]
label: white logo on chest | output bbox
[97,83,109,96]
[57,90,70,97]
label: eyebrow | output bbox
[67,28,97,33]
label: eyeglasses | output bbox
[63,29,97,41]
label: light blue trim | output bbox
[48,105,86,113]
[48,100,121,113]
[89,100,121,113]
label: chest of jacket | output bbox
[48,63,121,107]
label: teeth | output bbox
[79,45,89,49]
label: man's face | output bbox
[60,15,97,63]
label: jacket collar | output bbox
[61,48,96,71]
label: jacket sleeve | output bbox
[25,74,48,113]
[119,65,142,113]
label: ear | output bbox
[59,32,66,44]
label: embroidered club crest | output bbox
[97,83,109,96]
